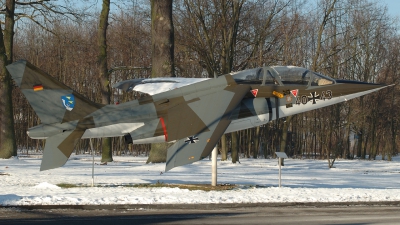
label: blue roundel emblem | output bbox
[61,94,76,111]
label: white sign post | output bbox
[211,146,217,186]
[275,152,288,187]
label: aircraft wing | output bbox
[113,77,209,95]
[165,85,250,171]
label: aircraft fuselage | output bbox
[27,78,385,145]
[8,60,387,171]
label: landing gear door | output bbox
[250,98,271,126]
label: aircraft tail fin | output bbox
[7,60,103,124]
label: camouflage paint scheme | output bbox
[7,60,388,171]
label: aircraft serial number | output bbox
[295,90,332,105]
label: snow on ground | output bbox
[1,154,400,206]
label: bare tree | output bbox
[0,0,89,158]
[97,0,113,163]
[0,0,17,158]
[147,0,174,163]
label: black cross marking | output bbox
[185,136,199,144]
[308,92,320,104]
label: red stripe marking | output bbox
[160,117,168,142]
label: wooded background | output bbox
[2,0,400,163]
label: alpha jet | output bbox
[7,60,388,171]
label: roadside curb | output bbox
[2,201,400,210]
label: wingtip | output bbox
[40,149,68,171]
[164,162,174,173]
[6,60,28,87]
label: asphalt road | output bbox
[1,205,400,225]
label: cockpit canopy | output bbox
[231,66,335,87]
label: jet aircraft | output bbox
[7,60,388,171]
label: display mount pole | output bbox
[211,146,217,186]
[211,72,218,187]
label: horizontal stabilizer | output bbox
[40,129,85,171]
[40,117,94,170]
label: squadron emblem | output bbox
[61,94,76,111]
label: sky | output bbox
[381,0,400,18]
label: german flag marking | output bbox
[33,84,43,91]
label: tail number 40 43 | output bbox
[296,90,332,105]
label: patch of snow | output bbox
[134,78,208,95]
[33,182,61,190]
[1,155,400,206]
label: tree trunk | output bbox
[369,120,376,160]
[357,131,362,158]
[247,129,252,158]
[218,134,227,161]
[147,0,174,163]
[146,142,173,164]
[151,0,174,77]
[253,126,260,158]
[231,131,239,163]
[279,116,293,166]
[98,0,113,163]
[0,0,17,158]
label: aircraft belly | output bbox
[131,135,166,144]
[128,118,164,141]
[225,119,253,133]
[82,122,144,138]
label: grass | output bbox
[56,181,236,191]
[57,183,81,188]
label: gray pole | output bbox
[211,71,218,187]
[211,146,217,186]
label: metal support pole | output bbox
[211,146,217,186]
[90,138,95,187]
